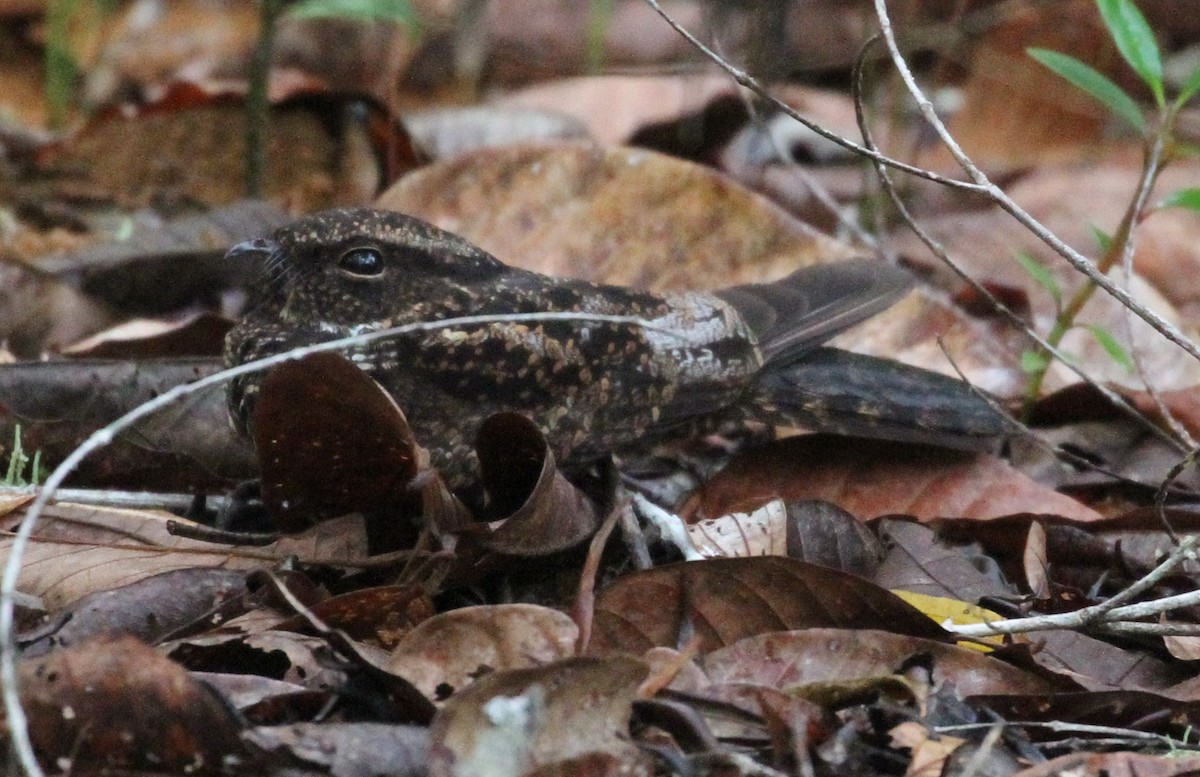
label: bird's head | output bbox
[226,208,506,328]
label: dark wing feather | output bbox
[715,259,914,366]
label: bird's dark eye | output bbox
[338,246,384,277]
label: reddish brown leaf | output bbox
[40,88,404,210]
[704,629,1054,698]
[477,412,598,555]
[273,584,434,646]
[20,636,250,773]
[376,142,852,291]
[499,74,735,146]
[587,556,947,656]
[941,0,1114,169]
[253,352,422,534]
[691,436,1103,523]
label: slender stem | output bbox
[1021,128,1168,412]
[245,0,284,197]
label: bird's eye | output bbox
[338,246,384,277]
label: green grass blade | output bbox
[289,0,417,24]
[1028,48,1146,134]
[1096,0,1164,106]
[1084,324,1134,373]
[1015,251,1062,308]
[1158,187,1200,213]
[1178,64,1200,106]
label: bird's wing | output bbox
[714,259,914,366]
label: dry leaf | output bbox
[387,603,579,701]
[692,436,1104,523]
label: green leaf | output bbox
[1178,63,1200,106]
[1084,324,1135,373]
[1021,349,1051,374]
[1014,251,1062,307]
[1027,48,1145,133]
[1096,0,1164,106]
[1089,225,1114,252]
[1175,141,1200,158]
[1158,187,1200,212]
[288,0,416,24]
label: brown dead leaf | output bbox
[934,512,1200,597]
[940,0,1117,170]
[477,412,598,555]
[686,498,789,559]
[1027,630,1188,694]
[894,159,1200,392]
[81,2,418,110]
[790,500,886,574]
[195,672,311,714]
[39,88,395,210]
[1011,752,1200,777]
[253,352,422,537]
[587,556,947,656]
[376,141,853,291]
[499,74,738,146]
[0,258,115,357]
[0,19,50,127]
[428,655,650,777]
[406,106,591,160]
[705,629,1054,698]
[890,721,965,777]
[273,584,434,647]
[873,519,1018,604]
[20,635,251,774]
[167,629,349,691]
[0,357,255,490]
[692,436,1103,523]
[21,567,251,656]
[387,603,579,702]
[0,504,367,608]
[483,0,697,84]
[245,722,430,777]
[62,313,232,358]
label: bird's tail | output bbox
[747,347,1007,452]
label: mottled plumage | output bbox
[225,208,1003,489]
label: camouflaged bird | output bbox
[225,208,1003,490]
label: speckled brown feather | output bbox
[225,208,1003,491]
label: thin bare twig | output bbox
[640,0,988,191]
[946,534,1200,638]
[849,37,1184,453]
[870,0,1200,368]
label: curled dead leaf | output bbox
[477,412,598,556]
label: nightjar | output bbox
[225,208,1003,490]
